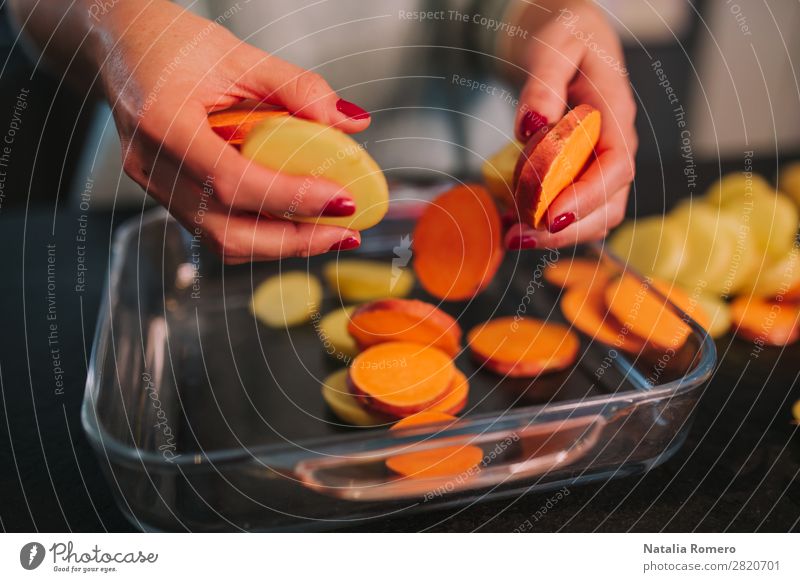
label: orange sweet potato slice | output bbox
[544,257,610,289]
[427,369,469,415]
[348,299,462,357]
[730,296,800,346]
[391,411,457,430]
[412,184,504,301]
[467,316,580,377]
[349,342,455,416]
[560,285,646,353]
[208,102,287,144]
[514,104,601,227]
[385,445,484,479]
[604,275,691,351]
[650,278,712,331]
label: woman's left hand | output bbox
[506,2,637,250]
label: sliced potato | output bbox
[323,259,414,302]
[318,306,358,358]
[250,271,322,328]
[695,294,732,338]
[779,161,800,208]
[242,115,388,231]
[321,369,387,426]
[481,140,523,207]
[746,192,798,259]
[739,247,800,297]
[705,172,773,208]
[670,203,738,295]
[608,216,684,280]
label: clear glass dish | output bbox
[82,202,715,531]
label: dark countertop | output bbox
[1,181,799,532]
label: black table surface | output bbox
[2,177,799,533]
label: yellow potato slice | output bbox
[250,271,322,328]
[320,369,387,426]
[746,192,798,259]
[670,203,739,295]
[481,140,523,207]
[318,306,358,359]
[739,246,800,298]
[242,115,388,231]
[780,161,800,208]
[323,259,414,302]
[695,294,732,339]
[705,172,773,208]
[608,216,684,280]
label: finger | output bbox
[153,104,356,218]
[204,213,361,261]
[543,142,635,232]
[235,47,370,132]
[507,186,628,249]
[515,39,584,141]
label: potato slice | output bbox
[739,247,800,298]
[705,172,773,208]
[481,140,523,207]
[695,294,732,339]
[250,272,322,328]
[242,115,388,231]
[780,161,800,208]
[323,259,414,302]
[608,217,684,281]
[318,306,358,359]
[321,369,387,426]
[746,192,798,259]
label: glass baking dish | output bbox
[82,199,715,531]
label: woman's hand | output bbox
[505,1,637,250]
[95,1,371,262]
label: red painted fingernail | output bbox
[519,110,548,141]
[328,236,360,252]
[336,99,370,120]
[507,234,538,251]
[322,196,356,217]
[549,212,575,233]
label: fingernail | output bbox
[328,236,360,252]
[322,196,356,217]
[336,99,370,120]
[507,234,538,251]
[549,212,575,233]
[519,110,548,141]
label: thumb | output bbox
[515,41,584,142]
[237,48,370,133]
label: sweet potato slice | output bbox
[560,285,646,353]
[208,102,287,144]
[428,369,469,415]
[348,298,462,357]
[385,444,484,479]
[412,184,504,301]
[321,369,388,426]
[544,257,610,289]
[730,296,800,346]
[250,272,322,328]
[604,275,691,351]
[514,104,601,227]
[349,342,455,416]
[323,259,414,302]
[650,278,712,331]
[467,316,579,377]
[391,411,457,430]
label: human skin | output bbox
[9,0,371,262]
[498,0,638,249]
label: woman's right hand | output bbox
[93,0,371,262]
